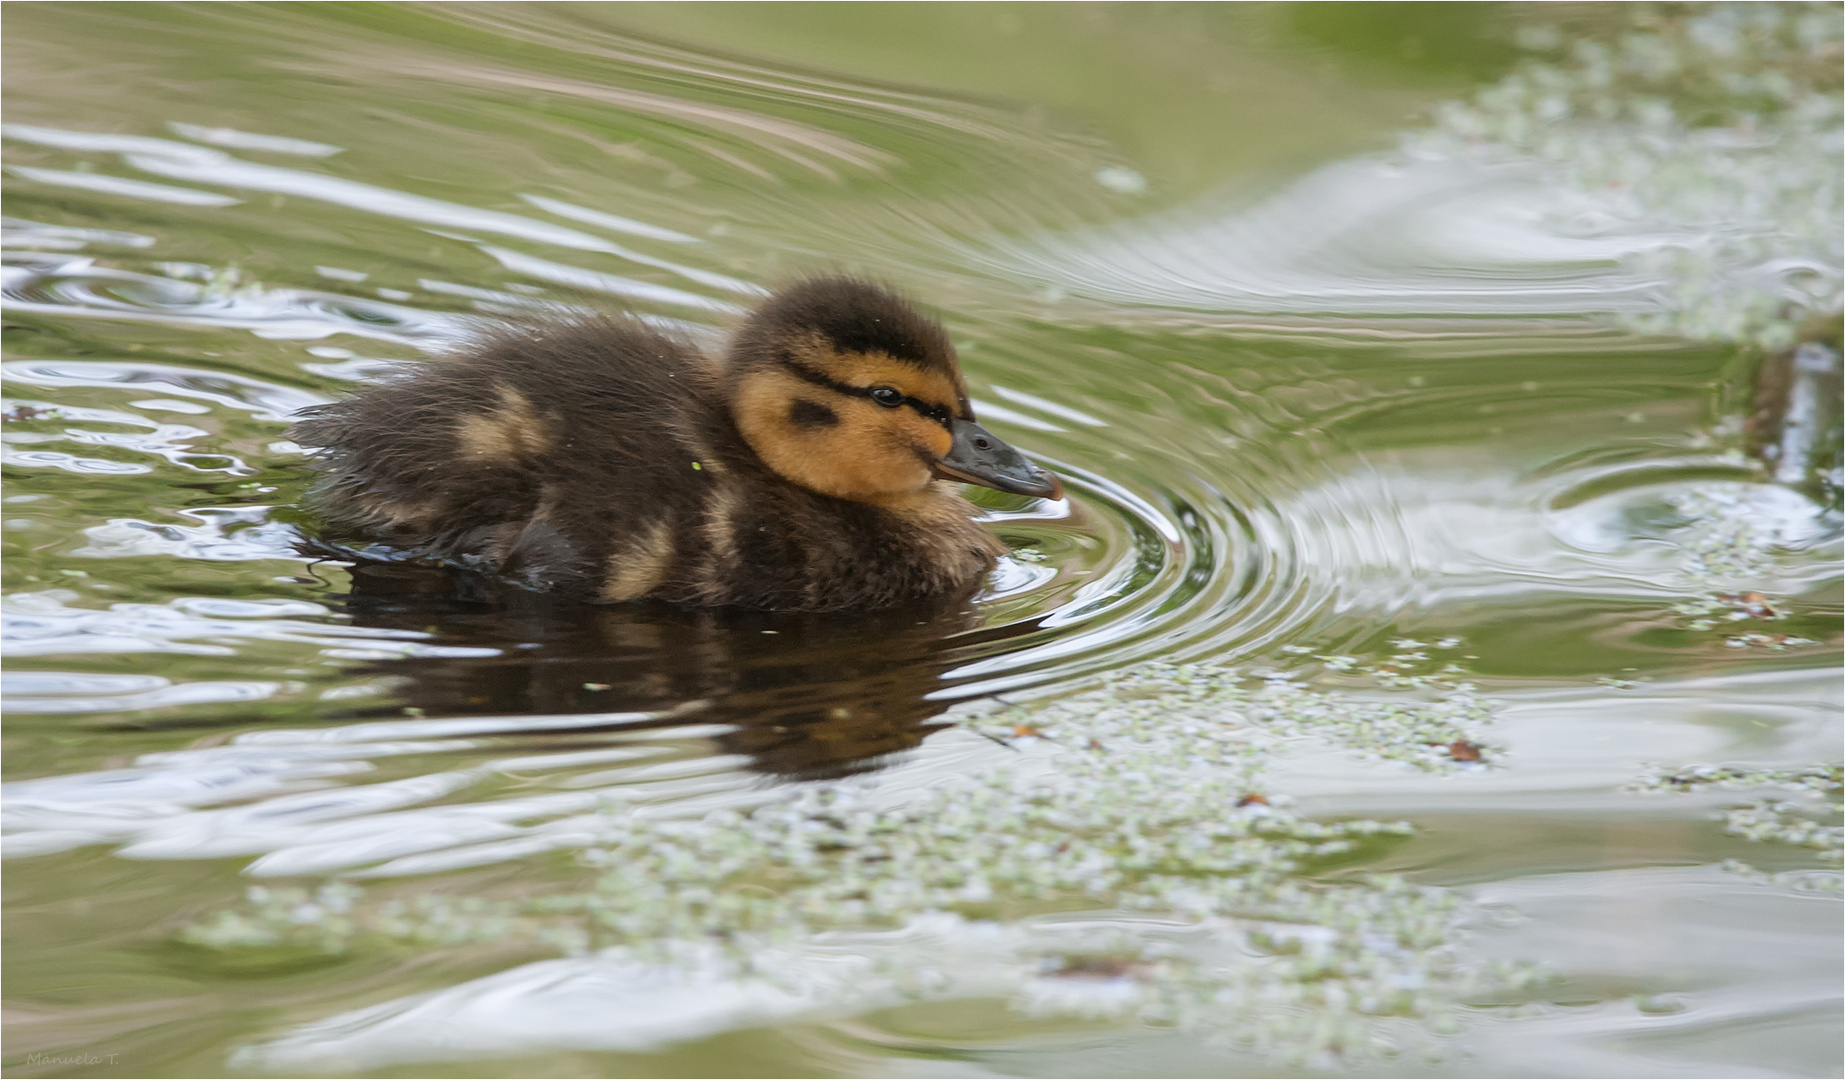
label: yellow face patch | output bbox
[728,329,979,503]
[735,368,950,502]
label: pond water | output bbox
[3,4,1840,1077]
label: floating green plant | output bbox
[1661,484,1828,649]
[1633,763,1843,891]
[1410,2,1843,351]
[183,659,1536,1065]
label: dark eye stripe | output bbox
[899,395,952,426]
[784,362,953,430]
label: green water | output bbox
[4,4,1840,1077]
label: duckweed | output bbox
[1664,486,1826,649]
[1634,763,1843,880]
[183,658,1536,1065]
[1410,2,1843,351]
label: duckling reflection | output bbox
[329,559,1030,779]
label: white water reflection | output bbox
[989,384,1109,428]
[233,916,1029,1072]
[520,194,699,244]
[118,146,645,254]
[2,124,230,163]
[4,673,282,714]
[1276,667,1842,811]
[476,244,744,313]
[2,257,470,343]
[1468,866,1843,1078]
[74,508,300,560]
[4,165,241,207]
[988,156,1670,318]
[165,122,341,158]
[2,217,156,250]
[0,591,498,659]
[0,697,759,870]
[4,121,749,319]
[1285,463,1839,607]
[4,357,328,420]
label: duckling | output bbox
[290,276,1062,612]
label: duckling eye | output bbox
[869,386,903,408]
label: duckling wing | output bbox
[290,375,548,561]
[291,315,713,592]
[497,517,589,590]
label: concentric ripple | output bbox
[3,118,1832,765]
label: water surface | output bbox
[4,5,1840,1078]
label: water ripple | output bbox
[983,156,1669,320]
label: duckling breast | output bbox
[639,479,1000,611]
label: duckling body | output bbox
[291,278,1060,612]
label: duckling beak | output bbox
[933,418,1064,500]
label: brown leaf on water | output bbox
[1049,956,1145,980]
[1716,592,1780,618]
[1447,740,1483,762]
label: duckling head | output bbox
[727,277,1062,505]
